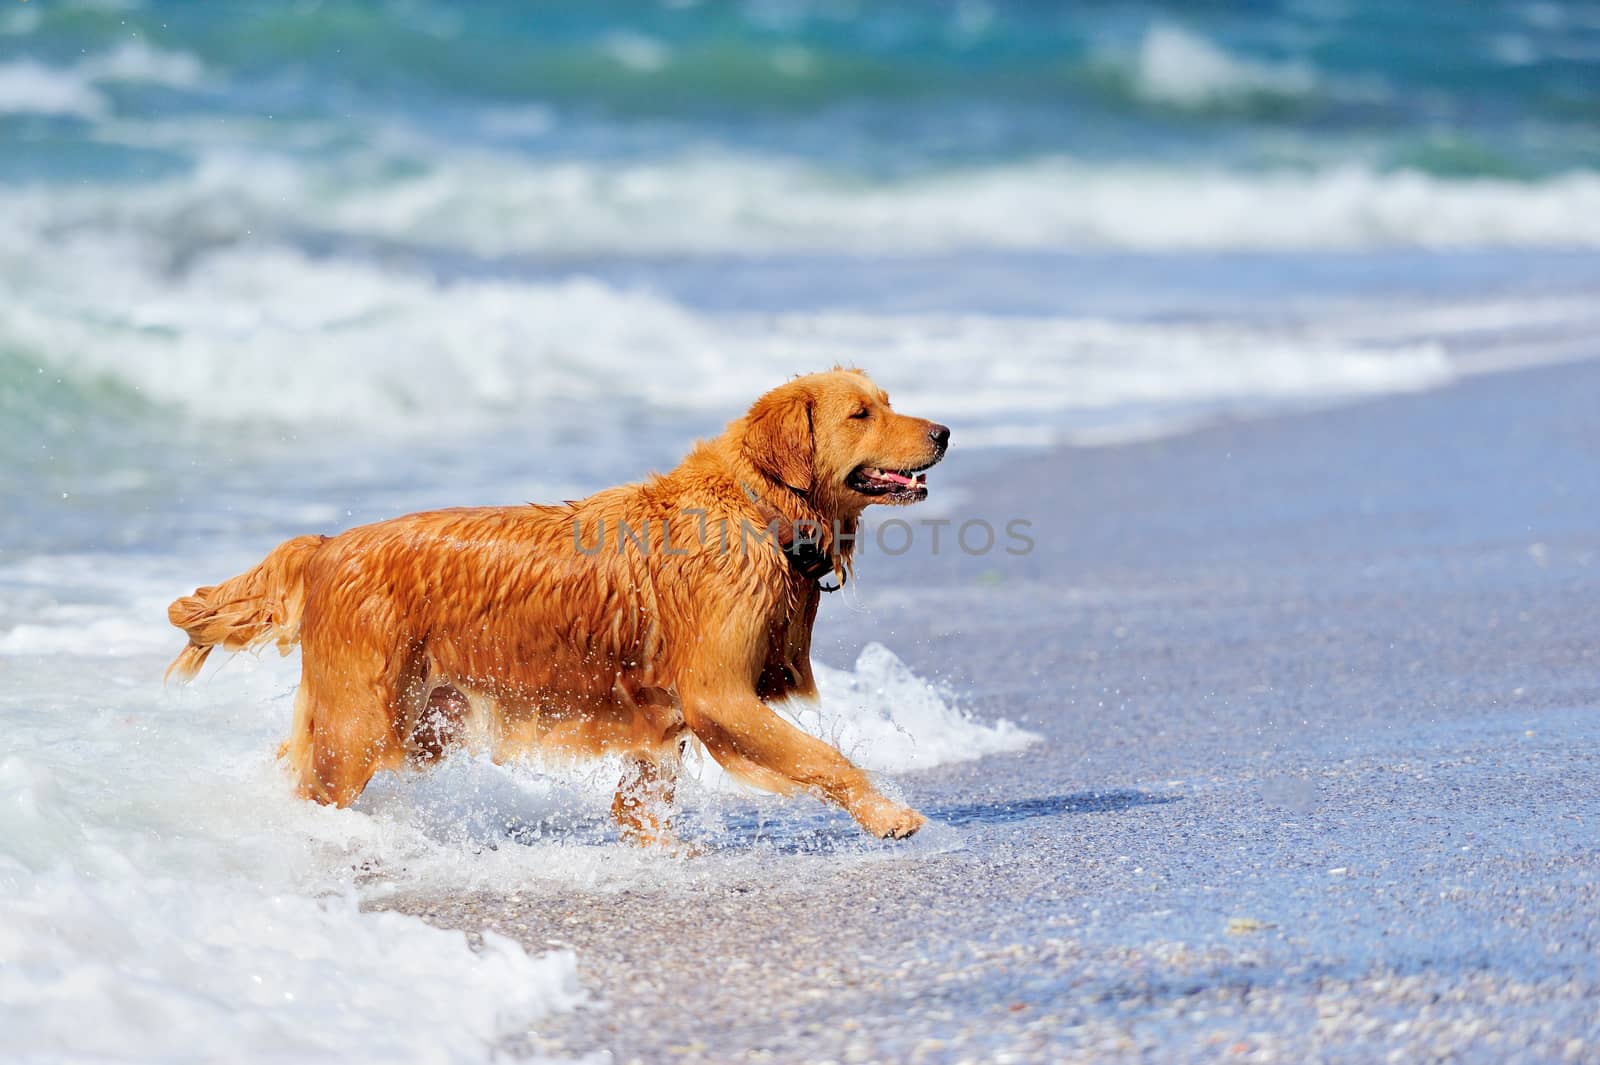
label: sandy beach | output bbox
[382,355,1600,1062]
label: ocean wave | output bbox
[1126,23,1319,110]
[80,39,207,87]
[0,41,205,119]
[18,131,1600,254]
[0,234,1454,443]
[0,59,108,119]
[0,600,586,1063]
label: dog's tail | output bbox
[165,534,330,684]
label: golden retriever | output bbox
[166,368,948,844]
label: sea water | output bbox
[5,1,1600,1060]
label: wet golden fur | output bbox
[166,369,947,843]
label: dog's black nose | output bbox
[929,424,951,449]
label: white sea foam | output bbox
[0,614,174,656]
[1132,24,1316,107]
[0,229,1455,446]
[80,39,208,87]
[0,59,108,119]
[0,43,204,119]
[0,646,585,1063]
[601,31,671,73]
[1,853,581,1064]
[786,642,1039,773]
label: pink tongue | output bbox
[878,468,915,486]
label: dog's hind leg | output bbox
[406,680,470,764]
[611,753,680,847]
[284,651,407,808]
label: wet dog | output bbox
[166,369,948,844]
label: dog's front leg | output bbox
[681,681,924,839]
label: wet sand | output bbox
[382,355,1600,1063]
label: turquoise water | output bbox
[5,0,1600,257]
[6,0,1600,179]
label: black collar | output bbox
[740,482,844,592]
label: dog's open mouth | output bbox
[847,461,935,502]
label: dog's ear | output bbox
[744,385,814,492]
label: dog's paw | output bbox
[856,797,926,840]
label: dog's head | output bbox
[741,369,948,514]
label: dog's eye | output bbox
[849,408,871,420]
